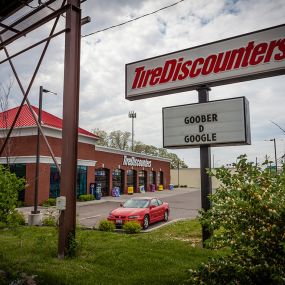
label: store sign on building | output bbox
[126,24,285,100]
[163,97,251,148]
[123,156,151,168]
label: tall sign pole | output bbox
[58,0,81,259]
[197,87,212,245]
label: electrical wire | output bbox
[81,0,185,38]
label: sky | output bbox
[1,0,285,167]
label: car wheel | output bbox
[143,215,149,230]
[164,210,169,222]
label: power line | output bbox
[81,0,185,38]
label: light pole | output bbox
[32,86,57,214]
[128,111,136,151]
[177,159,180,187]
[270,138,278,173]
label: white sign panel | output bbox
[163,97,251,148]
[126,24,285,100]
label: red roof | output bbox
[0,105,99,138]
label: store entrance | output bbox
[112,169,124,195]
[149,171,156,191]
[95,168,110,196]
[127,169,137,192]
[138,170,147,192]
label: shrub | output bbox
[42,198,56,207]
[98,220,115,232]
[122,221,141,234]
[0,165,25,226]
[7,210,25,226]
[187,155,285,284]
[78,194,95,201]
[42,216,56,227]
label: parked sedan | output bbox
[107,197,170,229]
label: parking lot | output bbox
[19,188,201,230]
[77,187,201,230]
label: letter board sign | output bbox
[126,24,285,100]
[162,97,251,148]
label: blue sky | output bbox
[1,0,285,167]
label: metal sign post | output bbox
[197,87,212,245]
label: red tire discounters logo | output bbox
[126,24,285,100]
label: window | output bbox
[157,199,163,206]
[150,199,159,207]
[50,165,87,198]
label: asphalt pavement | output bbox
[19,187,202,231]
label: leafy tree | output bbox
[0,165,25,226]
[92,128,109,147]
[188,155,285,284]
[93,128,188,168]
[109,130,131,150]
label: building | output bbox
[0,105,170,205]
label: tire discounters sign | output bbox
[163,97,251,148]
[126,24,285,100]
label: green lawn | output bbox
[0,220,224,285]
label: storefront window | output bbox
[77,166,87,197]
[127,169,137,191]
[112,169,123,194]
[156,172,160,185]
[149,171,156,184]
[95,168,110,196]
[138,170,146,186]
[159,171,164,185]
[50,165,60,198]
[50,165,87,198]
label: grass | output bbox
[0,220,225,285]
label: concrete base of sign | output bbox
[28,213,42,226]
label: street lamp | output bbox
[270,138,278,173]
[128,111,136,151]
[32,86,57,214]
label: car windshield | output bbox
[123,199,149,208]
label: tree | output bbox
[188,155,285,284]
[0,78,14,166]
[109,130,131,150]
[93,128,188,168]
[0,165,25,226]
[92,128,109,147]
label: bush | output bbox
[98,220,115,232]
[42,198,56,207]
[0,165,25,226]
[78,194,95,201]
[122,221,141,234]
[42,216,56,227]
[187,155,285,284]
[7,210,25,226]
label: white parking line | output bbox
[79,215,101,221]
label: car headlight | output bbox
[108,212,114,218]
[128,215,140,219]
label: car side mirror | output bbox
[120,203,123,207]
[150,205,155,209]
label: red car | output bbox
[107,197,170,229]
